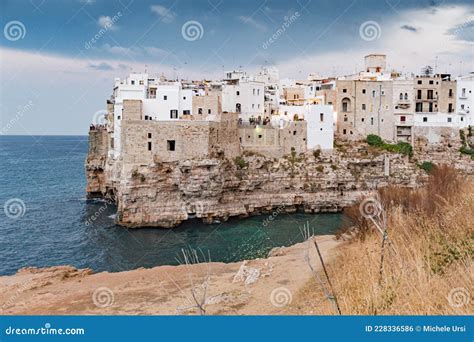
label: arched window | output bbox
[399,93,403,100]
[404,93,408,100]
[341,97,351,113]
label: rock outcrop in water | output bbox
[86,127,473,228]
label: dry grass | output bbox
[295,166,473,315]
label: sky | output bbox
[0,0,473,135]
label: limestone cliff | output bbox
[85,128,473,228]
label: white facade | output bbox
[456,74,474,128]
[277,104,334,150]
[222,77,264,120]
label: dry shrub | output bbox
[311,166,473,315]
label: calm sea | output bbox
[0,136,344,275]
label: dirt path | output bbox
[0,235,342,315]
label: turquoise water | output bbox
[0,136,344,275]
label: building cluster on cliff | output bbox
[93,54,473,164]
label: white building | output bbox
[276,103,334,150]
[456,73,474,128]
[221,71,264,120]
[110,73,194,157]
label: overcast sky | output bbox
[1,0,473,135]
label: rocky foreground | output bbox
[0,236,342,315]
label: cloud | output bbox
[237,16,267,32]
[100,44,170,58]
[150,5,176,23]
[88,62,114,71]
[79,0,95,4]
[98,16,119,31]
[400,24,418,32]
[273,3,474,78]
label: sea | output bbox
[0,135,345,275]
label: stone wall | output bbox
[239,121,307,158]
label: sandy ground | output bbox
[0,235,343,315]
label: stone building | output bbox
[393,79,415,143]
[335,79,395,141]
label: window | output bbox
[258,134,262,139]
[253,89,256,95]
[429,80,434,85]
[448,103,453,112]
[257,89,260,95]
[362,104,366,110]
[131,80,135,85]
[427,90,433,99]
[167,140,175,151]
[343,89,347,93]
[399,93,403,100]
[183,96,186,100]
[198,108,203,115]
[362,89,366,94]
[252,104,255,109]
[163,95,168,100]
[183,110,190,115]
[461,104,465,110]
[320,113,324,122]
[344,115,348,122]
[343,129,347,134]
[147,141,152,151]
[145,115,149,120]
[423,117,428,122]
[416,102,422,112]
[170,109,178,119]
[148,133,152,138]
[208,109,211,114]
[342,98,351,112]
[461,88,466,97]
[429,103,433,112]
[381,90,385,96]
[370,117,374,125]
[449,89,453,97]
[417,80,422,85]
[236,91,240,96]
[361,118,365,122]
[417,90,422,99]
[372,90,376,98]
[447,117,452,123]
[400,116,406,122]
[404,93,408,100]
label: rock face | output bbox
[85,129,473,228]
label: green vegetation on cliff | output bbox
[366,134,413,157]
